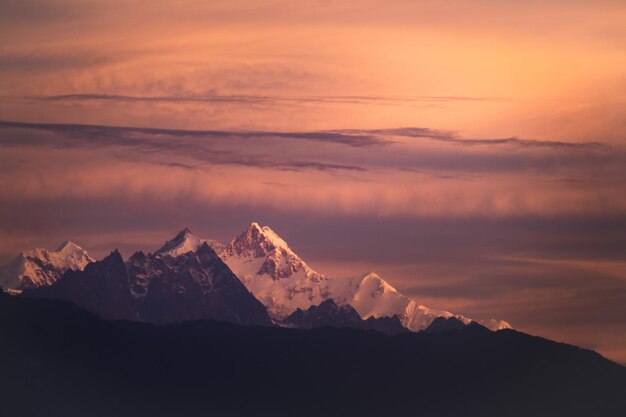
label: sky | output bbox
[1,0,625,363]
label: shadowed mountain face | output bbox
[23,244,272,327]
[130,243,271,326]
[21,250,135,320]
[283,299,408,335]
[1,294,625,417]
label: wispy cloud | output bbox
[0,119,383,148]
[0,119,601,151]
[0,120,370,172]
[2,118,621,179]
[349,128,604,150]
[31,92,506,106]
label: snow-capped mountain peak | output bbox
[222,222,316,282]
[360,272,400,295]
[225,222,292,259]
[0,241,94,291]
[217,222,325,317]
[155,228,224,257]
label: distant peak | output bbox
[175,227,194,238]
[155,228,224,257]
[166,228,200,246]
[357,273,399,295]
[228,222,293,258]
[56,241,81,252]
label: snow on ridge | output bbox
[202,223,512,331]
[259,225,291,252]
[0,241,94,291]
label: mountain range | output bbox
[2,222,625,416]
[1,222,510,333]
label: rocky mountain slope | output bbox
[23,243,271,326]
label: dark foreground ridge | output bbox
[1,293,625,417]
[283,299,409,335]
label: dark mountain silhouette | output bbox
[23,244,272,327]
[283,299,408,335]
[424,316,473,333]
[1,293,625,417]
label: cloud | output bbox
[31,92,506,106]
[0,119,606,152]
[356,128,604,150]
[0,119,384,148]
[0,120,370,173]
[2,118,624,180]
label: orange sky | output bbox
[1,0,626,363]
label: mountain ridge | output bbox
[23,243,272,326]
[282,299,409,335]
[1,292,624,417]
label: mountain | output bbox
[219,222,329,319]
[1,293,625,417]
[0,241,93,291]
[24,243,272,326]
[193,222,510,331]
[22,250,136,320]
[283,299,408,335]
